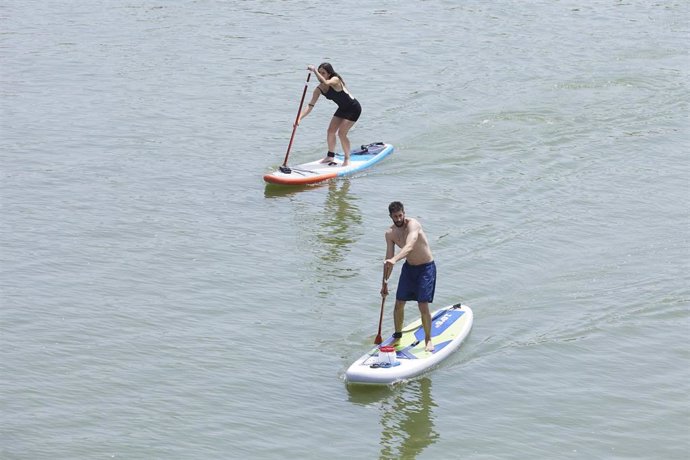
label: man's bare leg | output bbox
[392,300,405,348]
[419,302,434,352]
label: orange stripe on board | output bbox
[263,171,338,185]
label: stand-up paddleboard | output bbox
[263,142,394,185]
[345,303,473,385]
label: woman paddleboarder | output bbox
[297,63,362,167]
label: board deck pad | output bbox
[263,142,394,185]
[345,303,473,385]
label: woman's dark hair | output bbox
[318,62,345,86]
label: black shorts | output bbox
[334,99,361,122]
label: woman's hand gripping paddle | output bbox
[280,72,311,174]
[374,263,394,345]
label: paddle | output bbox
[374,295,386,345]
[280,72,312,174]
[374,263,394,344]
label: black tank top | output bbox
[320,86,356,109]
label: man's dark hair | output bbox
[388,201,404,215]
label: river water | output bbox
[2,1,688,459]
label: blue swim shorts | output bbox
[396,261,436,303]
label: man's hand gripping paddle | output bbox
[374,262,394,345]
[279,72,311,174]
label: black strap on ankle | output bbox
[327,151,335,158]
[393,332,402,339]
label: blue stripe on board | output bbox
[380,306,464,349]
[395,339,452,359]
[336,144,394,178]
[396,349,418,360]
[431,340,451,354]
[413,309,464,341]
[336,143,386,157]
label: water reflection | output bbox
[263,178,362,296]
[263,181,330,199]
[315,179,361,268]
[347,378,439,460]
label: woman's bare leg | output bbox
[320,117,343,163]
[337,119,356,166]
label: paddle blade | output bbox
[374,334,382,345]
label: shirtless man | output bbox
[381,201,437,352]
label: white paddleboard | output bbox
[263,142,394,185]
[345,303,473,385]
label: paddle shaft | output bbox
[282,72,311,167]
[374,263,394,344]
[374,295,386,345]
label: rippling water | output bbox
[2,1,688,459]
